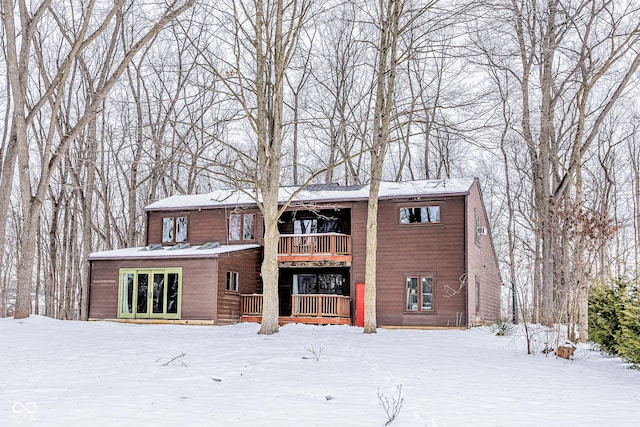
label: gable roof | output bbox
[145,178,476,211]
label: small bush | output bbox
[489,319,517,336]
[303,345,323,361]
[378,385,404,426]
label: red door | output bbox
[356,283,365,327]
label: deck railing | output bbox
[292,294,350,318]
[278,233,351,257]
[240,294,350,319]
[241,294,263,316]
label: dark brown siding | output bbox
[466,180,502,325]
[88,257,219,320]
[350,201,368,319]
[88,276,118,319]
[134,183,501,328]
[217,248,262,325]
[372,197,468,327]
[182,258,219,320]
[146,207,263,246]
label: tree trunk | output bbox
[364,173,381,333]
[257,0,286,335]
[363,0,405,334]
[0,129,18,298]
[259,198,280,334]
[79,117,98,320]
[14,209,40,319]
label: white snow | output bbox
[144,178,476,211]
[2,316,638,426]
[88,244,261,260]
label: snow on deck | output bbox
[145,178,476,211]
[88,244,261,260]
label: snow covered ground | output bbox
[1,317,638,426]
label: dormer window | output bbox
[163,216,188,243]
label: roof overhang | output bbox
[88,244,261,261]
[144,178,476,212]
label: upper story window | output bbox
[294,219,317,234]
[399,206,440,224]
[162,216,188,243]
[475,276,481,315]
[229,213,255,241]
[474,210,482,245]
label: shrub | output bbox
[489,319,517,336]
[617,288,640,365]
[588,282,622,354]
[589,278,640,365]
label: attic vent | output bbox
[168,242,191,250]
[140,243,162,251]
[198,241,221,250]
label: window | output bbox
[294,219,317,234]
[292,273,347,295]
[406,276,433,312]
[475,277,481,315]
[118,268,182,319]
[226,271,239,292]
[243,214,255,240]
[474,210,481,245]
[229,213,256,241]
[121,273,134,314]
[162,216,188,243]
[400,206,440,224]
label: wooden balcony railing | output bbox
[278,233,351,257]
[241,294,263,316]
[240,294,350,319]
[292,294,350,318]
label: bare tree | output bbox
[2,0,194,319]
[182,0,313,334]
[363,0,438,334]
[473,0,640,336]
[306,2,370,185]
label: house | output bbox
[87,178,502,327]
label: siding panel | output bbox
[217,248,262,324]
[466,180,502,325]
[147,208,263,246]
[351,197,468,327]
[89,257,219,320]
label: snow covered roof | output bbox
[88,243,261,261]
[145,178,476,211]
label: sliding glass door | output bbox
[118,268,182,319]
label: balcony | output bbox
[277,233,352,264]
[241,293,351,325]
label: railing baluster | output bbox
[241,294,263,316]
[278,234,351,257]
[245,294,350,319]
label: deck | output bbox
[278,233,352,263]
[240,293,352,325]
